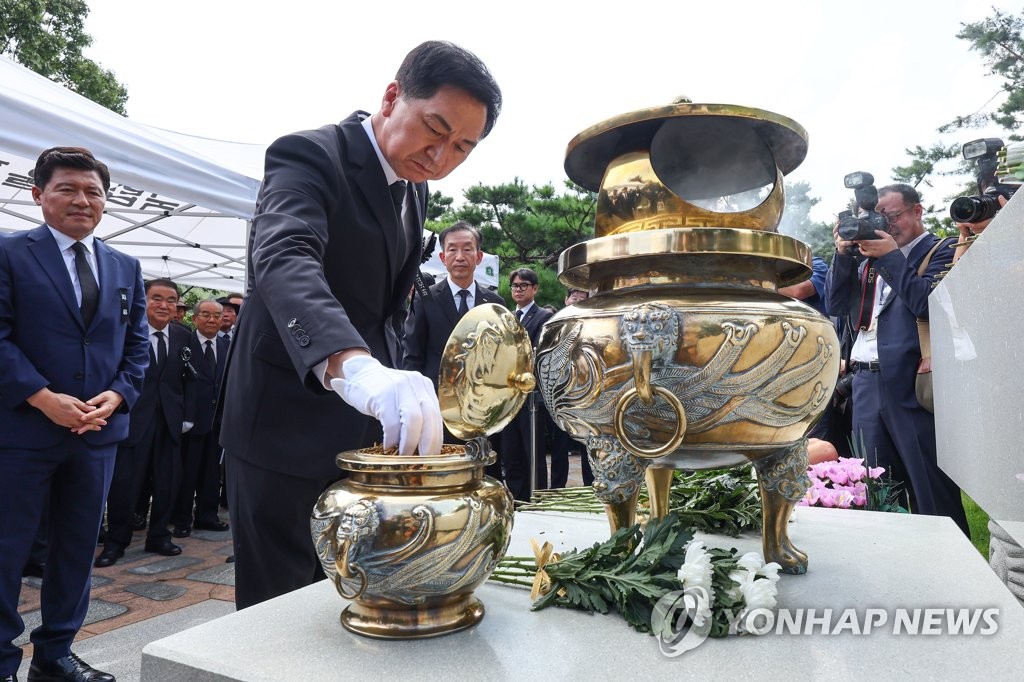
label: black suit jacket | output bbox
[187,332,229,435]
[517,303,554,347]
[126,323,195,446]
[220,112,427,481]
[403,279,506,388]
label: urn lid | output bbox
[439,303,536,440]
[564,99,808,197]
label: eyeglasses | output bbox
[195,312,222,319]
[510,283,534,291]
[882,207,914,225]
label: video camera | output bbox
[837,171,888,241]
[949,138,1023,223]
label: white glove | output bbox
[330,355,442,456]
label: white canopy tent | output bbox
[0,55,266,291]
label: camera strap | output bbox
[853,258,877,332]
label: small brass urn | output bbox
[535,99,841,574]
[310,304,533,638]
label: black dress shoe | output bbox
[28,652,113,681]
[171,526,191,538]
[93,547,124,568]
[193,519,229,532]
[144,539,181,556]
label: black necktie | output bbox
[457,289,470,316]
[516,309,524,323]
[389,180,407,218]
[71,241,99,327]
[154,330,167,366]
[204,339,215,369]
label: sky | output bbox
[81,0,1013,225]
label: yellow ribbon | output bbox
[529,537,564,600]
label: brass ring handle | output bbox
[613,386,687,459]
[334,538,368,600]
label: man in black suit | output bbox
[502,267,554,501]
[403,221,505,477]
[220,41,502,609]
[0,147,149,682]
[403,221,505,387]
[172,299,230,538]
[95,279,195,567]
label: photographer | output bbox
[953,194,1007,263]
[825,183,969,535]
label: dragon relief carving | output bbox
[536,303,833,448]
[310,496,504,605]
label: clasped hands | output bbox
[28,388,123,434]
[331,355,442,456]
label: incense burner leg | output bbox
[750,439,812,575]
[644,467,674,521]
[587,436,647,533]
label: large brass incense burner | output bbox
[310,305,530,638]
[536,99,840,574]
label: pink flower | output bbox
[802,486,820,506]
[818,489,837,507]
[809,462,832,479]
[834,489,855,509]
[868,466,885,479]
[826,465,849,486]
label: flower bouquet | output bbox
[490,513,782,639]
[798,456,906,512]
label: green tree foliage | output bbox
[0,0,128,114]
[778,180,835,260]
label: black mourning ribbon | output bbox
[71,241,99,327]
[457,289,470,316]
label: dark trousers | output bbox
[501,394,547,502]
[105,420,179,549]
[0,438,115,674]
[550,419,592,487]
[174,429,222,529]
[226,455,329,609]
[852,369,969,535]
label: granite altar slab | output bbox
[142,507,1024,680]
[931,190,1024,546]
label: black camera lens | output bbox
[949,195,1001,223]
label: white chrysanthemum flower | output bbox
[726,568,752,602]
[677,540,714,597]
[757,561,782,583]
[740,576,779,611]
[736,551,764,573]
[690,589,713,627]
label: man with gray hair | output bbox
[173,299,230,537]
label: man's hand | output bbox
[74,390,125,434]
[26,387,97,431]
[330,355,443,456]
[853,231,898,259]
[833,222,854,256]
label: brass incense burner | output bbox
[310,304,531,638]
[536,99,840,574]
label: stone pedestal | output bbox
[931,191,1024,547]
[142,508,1024,680]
